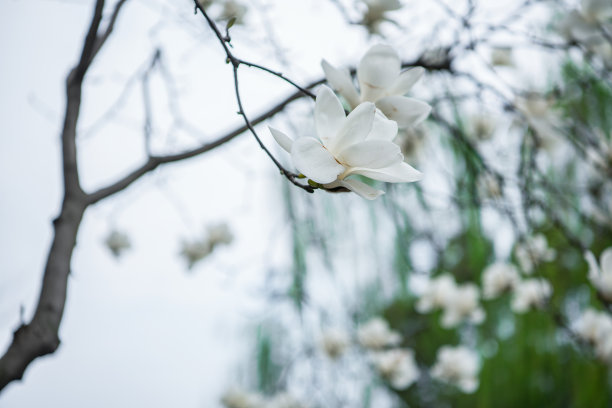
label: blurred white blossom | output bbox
[477,172,502,200]
[415,274,457,313]
[221,387,266,408]
[267,393,308,408]
[574,308,612,364]
[270,86,422,200]
[360,0,402,34]
[514,234,556,274]
[515,93,561,151]
[585,247,612,302]
[558,0,612,44]
[440,283,485,329]
[511,278,552,313]
[470,114,497,141]
[322,44,431,128]
[219,0,247,24]
[491,47,514,67]
[482,262,520,299]
[371,348,419,389]
[180,222,233,269]
[431,345,480,393]
[104,230,131,258]
[395,125,427,163]
[320,327,350,359]
[357,317,402,349]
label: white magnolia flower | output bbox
[415,274,457,313]
[470,114,497,141]
[515,93,561,151]
[321,45,431,128]
[482,262,520,299]
[207,222,234,248]
[219,0,247,24]
[558,0,612,44]
[221,388,266,408]
[491,47,514,67]
[180,238,211,269]
[320,327,350,359]
[511,278,552,313]
[440,283,485,328]
[585,247,612,302]
[357,317,402,349]
[104,230,131,258]
[514,234,556,274]
[574,308,612,343]
[395,124,427,163]
[477,172,502,200]
[574,308,612,363]
[267,393,308,408]
[431,346,480,393]
[360,0,402,34]
[269,86,422,200]
[371,348,419,389]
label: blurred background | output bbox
[1,0,612,407]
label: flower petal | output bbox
[338,139,403,168]
[388,67,425,96]
[269,126,293,153]
[339,179,384,200]
[601,247,612,275]
[347,161,422,182]
[368,109,398,141]
[321,59,361,109]
[315,86,346,148]
[376,95,432,128]
[330,102,376,153]
[358,44,401,102]
[291,137,344,184]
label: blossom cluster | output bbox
[320,316,480,393]
[270,44,431,200]
[180,222,233,268]
[221,388,307,408]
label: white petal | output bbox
[358,44,401,102]
[347,161,422,183]
[291,137,344,184]
[585,250,601,281]
[330,102,376,153]
[368,110,398,141]
[388,67,425,96]
[321,59,361,109]
[601,247,612,275]
[376,96,432,128]
[315,86,346,147]
[269,126,293,153]
[339,179,384,200]
[338,140,403,168]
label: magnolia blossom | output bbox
[104,230,131,258]
[431,346,480,393]
[477,172,502,200]
[207,222,234,248]
[321,45,431,128]
[558,0,612,44]
[395,125,427,163]
[511,278,552,313]
[219,0,247,24]
[360,0,401,34]
[585,247,612,302]
[270,86,422,200]
[515,94,560,151]
[491,47,514,67]
[357,317,402,349]
[574,308,612,363]
[440,283,486,329]
[320,327,350,359]
[415,274,457,313]
[371,348,419,389]
[221,388,266,408]
[470,114,497,141]
[267,393,308,408]
[180,239,211,269]
[514,234,556,274]
[482,262,520,299]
